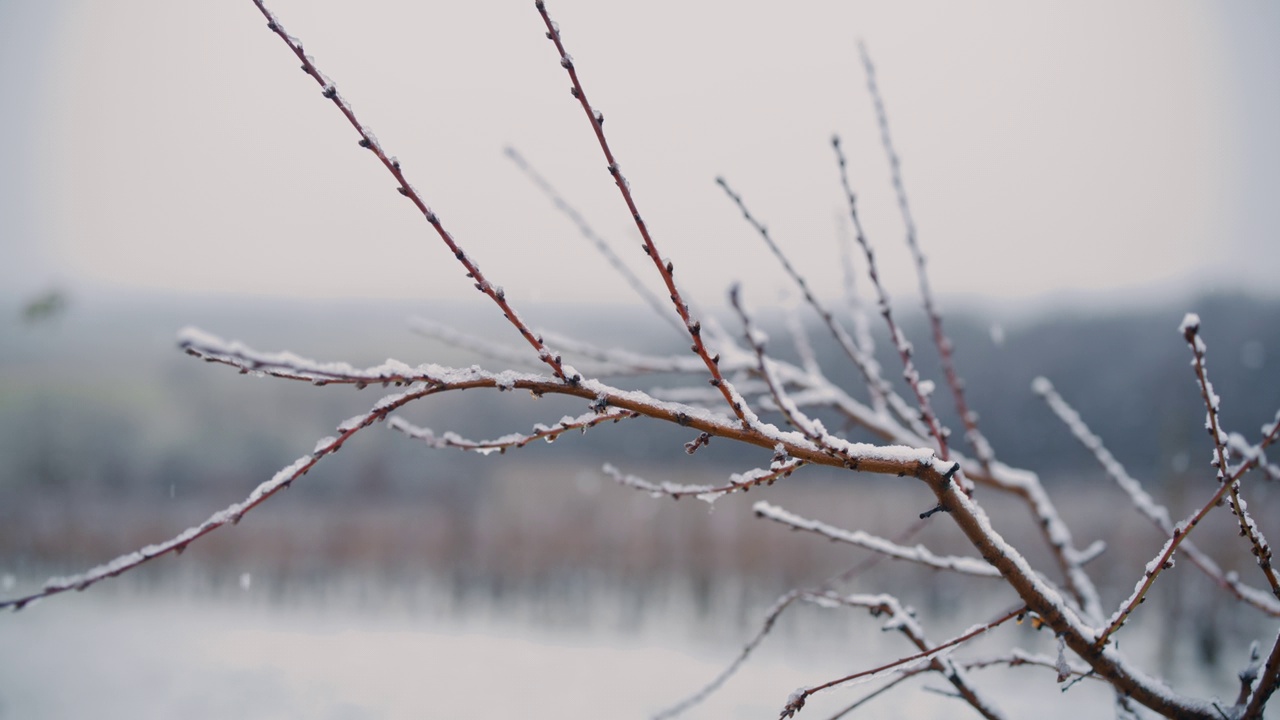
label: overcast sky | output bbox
[2,1,1277,316]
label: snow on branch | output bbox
[779,603,1024,718]
[180,326,446,387]
[831,135,955,466]
[535,0,747,423]
[0,381,436,610]
[753,502,1001,578]
[1092,409,1280,651]
[801,590,1006,719]
[1036,376,1280,617]
[389,407,637,455]
[858,40,996,475]
[1181,317,1280,601]
[603,457,805,504]
[504,145,685,336]
[251,0,577,384]
[716,176,925,439]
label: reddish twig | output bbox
[1244,629,1280,718]
[1093,407,1280,650]
[717,176,927,439]
[1036,376,1280,616]
[0,381,435,610]
[780,604,1024,718]
[389,407,639,455]
[831,135,953,465]
[534,2,752,425]
[250,0,578,385]
[858,41,996,474]
[603,457,804,503]
[1182,315,1279,599]
[504,145,686,336]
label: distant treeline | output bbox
[0,291,1276,501]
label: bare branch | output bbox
[653,589,806,720]
[1181,316,1279,599]
[1,381,435,610]
[251,0,579,384]
[603,458,805,503]
[780,603,1023,718]
[535,1,746,423]
[389,407,638,455]
[504,145,686,335]
[858,41,996,475]
[1244,628,1280,718]
[716,176,926,438]
[753,502,1000,578]
[1036,376,1280,616]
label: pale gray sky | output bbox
[2,1,1277,313]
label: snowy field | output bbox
[1,578,1138,720]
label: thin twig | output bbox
[1036,376,1280,616]
[780,604,1024,718]
[389,407,638,455]
[858,41,996,475]
[0,381,436,610]
[1182,315,1279,599]
[1093,409,1280,649]
[603,459,804,503]
[802,590,1005,720]
[716,176,926,438]
[1243,628,1280,718]
[504,145,686,336]
[831,135,953,464]
[251,0,579,385]
[753,502,1001,578]
[535,1,746,424]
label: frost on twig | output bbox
[780,602,1023,719]
[252,0,579,385]
[753,502,1000,578]
[831,136,954,466]
[1036,376,1280,617]
[858,40,996,475]
[390,407,638,455]
[1181,316,1280,600]
[536,0,744,422]
[1,381,437,610]
[504,145,685,336]
[603,458,804,504]
[716,176,924,439]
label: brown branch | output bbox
[831,135,954,466]
[858,41,996,474]
[250,0,578,385]
[389,407,638,454]
[1092,409,1280,651]
[1244,629,1280,718]
[0,381,435,610]
[534,1,746,424]
[1036,376,1280,616]
[801,591,1006,720]
[716,176,928,439]
[780,604,1023,718]
[504,145,686,336]
[1182,315,1280,599]
[603,458,804,503]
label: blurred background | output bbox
[1,1,1278,718]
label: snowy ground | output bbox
[0,580,1132,720]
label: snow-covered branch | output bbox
[753,502,1001,578]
